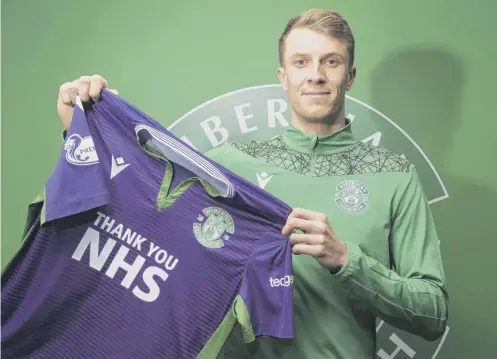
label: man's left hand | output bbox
[282,208,348,272]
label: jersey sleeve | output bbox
[43,103,110,224]
[331,165,448,340]
[235,228,294,342]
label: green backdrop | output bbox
[2,1,497,358]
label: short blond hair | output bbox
[278,9,355,69]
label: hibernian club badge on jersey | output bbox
[334,180,369,213]
[193,207,235,249]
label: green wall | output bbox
[2,1,497,358]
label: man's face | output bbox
[277,27,356,122]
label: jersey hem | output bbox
[252,321,295,340]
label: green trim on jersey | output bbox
[233,295,256,343]
[141,142,223,211]
[196,295,255,359]
[196,306,237,359]
[40,190,47,226]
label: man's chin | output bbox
[302,109,336,122]
[303,102,343,120]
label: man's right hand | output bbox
[57,75,118,130]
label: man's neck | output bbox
[290,110,347,137]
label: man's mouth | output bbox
[303,91,331,98]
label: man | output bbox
[53,8,448,359]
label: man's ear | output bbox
[346,66,357,91]
[277,66,288,92]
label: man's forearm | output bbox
[331,241,448,341]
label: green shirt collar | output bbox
[281,119,357,155]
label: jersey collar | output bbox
[281,118,357,155]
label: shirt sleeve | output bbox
[332,165,449,341]
[43,104,110,224]
[234,228,294,342]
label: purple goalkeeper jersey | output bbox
[1,90,294,359]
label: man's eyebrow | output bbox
[321,52,345,59]
[290,52,344,59]
[290,53,309,57]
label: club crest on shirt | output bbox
[193,207,235,249]
[64,134,99,166]
[334,180,369,213]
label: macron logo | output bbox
[256,172,273,189]
[269,275,294,288]
[110,155,130,179]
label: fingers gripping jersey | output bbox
[1,90,294,359]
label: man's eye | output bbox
[294,59,305,66]
[326,59,338,65]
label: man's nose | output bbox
[307,64,326,84]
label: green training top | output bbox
[205,120,449,359]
